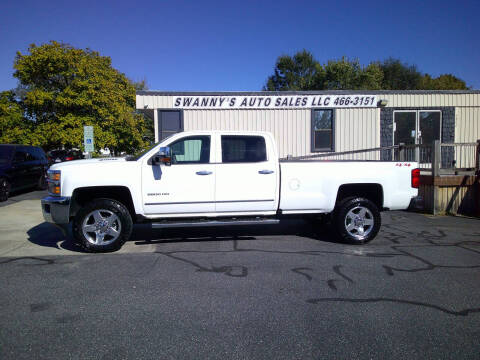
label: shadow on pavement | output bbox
[27,222,86,253]
[131,218,335,245]
[26,218,335,253]
[0,189,48,208]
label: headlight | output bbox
[47,170,61,196]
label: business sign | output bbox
[84,126,94,152]
[173,95,378,110]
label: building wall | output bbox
[183,109,311,158]
[379,93,480,143]
[182,108,381,158]
[455,107,480,143]
[136,92,480,159]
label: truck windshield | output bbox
[0,146,14,165]
[126,134,176,161]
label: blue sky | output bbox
[1,0,478,91]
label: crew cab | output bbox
[41,131,419,252]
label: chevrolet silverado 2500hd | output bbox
[41,131,419,252]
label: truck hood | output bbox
[49,157,127,170]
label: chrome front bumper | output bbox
[41,196,71,224]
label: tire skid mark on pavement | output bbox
[0,256,55,265]
[149,221,480,316]
[306,297,480,317]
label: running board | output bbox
[151,218,280,229]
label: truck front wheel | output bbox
[333,197,381,244]
[73,198,133,252]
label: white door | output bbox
[215,135,278,213]
[142,135,215,216]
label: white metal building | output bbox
[136,90,480,159]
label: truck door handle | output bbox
[196,171,212,175]
[258,170,274,174]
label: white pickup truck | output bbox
[42,131,419,252]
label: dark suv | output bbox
[0,145,48,201]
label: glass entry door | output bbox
[394,112,417,145]
[394,110,441,162]
[418,111,441,145]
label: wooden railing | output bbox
[281,140,480,176]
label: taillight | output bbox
[65,156,74,161]
[411,168,420,188]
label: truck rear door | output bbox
[215,134,278,213]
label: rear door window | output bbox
[221,136,267,163]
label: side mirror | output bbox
[152,146,171,166]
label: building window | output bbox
[158,110,183,140]
[312,109,334,152]
[221,135,267,163]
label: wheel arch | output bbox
[71,186,137,220]
[335,183,384,210]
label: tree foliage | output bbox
[417,74,467,90]
[264,51,469,91]
[379,58,422,90]
[264,50,323,91]
[6,41,146,153]
[323,57,383,90]
[0,91,30,144]
[130,79,155,145]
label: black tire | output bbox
[73,198,133,252]
[0,178,10,202]
[332,197,381,245]
[37,173,47,190]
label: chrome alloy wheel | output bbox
[82,209,122,246]
[344,206,374,240]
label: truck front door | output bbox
[142,135,216,215]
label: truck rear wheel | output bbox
[73,198,133,252]
[333,197,381,244]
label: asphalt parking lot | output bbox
[0,190,479,359]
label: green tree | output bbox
[130,78,155,145]
[263,52,383,91]
[417,73,468,90]
[323,57,360,89]
[0,90,30,144]
[13,41,146,153]
[356,62,384,90]
[379,58,422,90]
[323,57,383,90]
[263,50,324,91]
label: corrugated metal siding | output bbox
[382,94,480,107]
[455,107,480,143]
[183,109,311,158]
[138,93,480,110]
[183,108,381,158]
[335,108,379,159]
[136,95,175,109]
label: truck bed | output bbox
[279,161,417,213]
